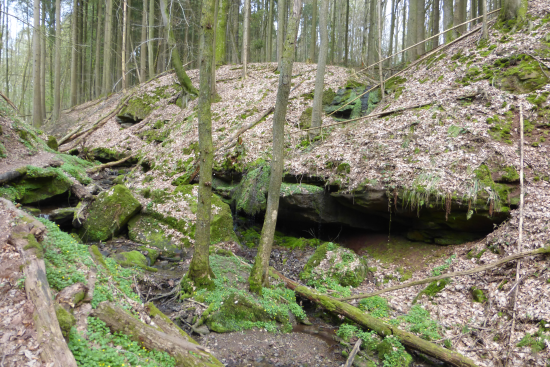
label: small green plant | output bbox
[401,305,441,341]
[359,296,390,318]
[431,254,456,276]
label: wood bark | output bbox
[243,0,250,77]
[6,210,78,367]
[266,0,274,61]
[40,1,46,119]
[231,0,240,63]
[32,0,41,127]
[378,0,383,94]
[309,0,317,62]
[86,154,136,173]
[339,246,550,301]
[387,0,396,66]
[271,268,480,367]
[140,0,147,83]
[94,0,103,97]
[53,0,62,121]
[186,0,217,289]
[344,0,349,65]
[148,0,155,79]
[102,0,113,95]
[367,0,377,66]
[454,0,467,36]
[70,182,93,200]
[122,0,128,91]
[309,0,328,138]
[249,0,302,293]
[481,0,487,39]
[93,302,222,366]
[416,0,426,58]
[277,0,285,65]
[70,0,78,106]
[433,0,440,48]
[443,0,454,42]
[216,0,229,64]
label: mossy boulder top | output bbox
[138,184,237,247]
[3,166,73,204]
[300,242,368,287]
[81,184,142,242]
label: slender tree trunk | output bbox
[309,0,328,138]
[40,1,46,118]
[102,0,113,95]
[432,0,440,48]
[454,0,466,36]
[148,0,155,79]
[387,0,396,66]
[94,0,103,97]
[215,0,229,64]
[243,0,250,77]
[309,0,317,62]
[248,0,302,293]
[184,0,217,291]
[32,0,41,126]
[407,0,418,60]
[212,0,220,95]
[140,0,147,83]
[443,0,453,42]
[277,0,285,64]
[481,0,488,38]
[477,0,482,23]
[232,0,240,63]
[361,0,369,65]
[159,0,198,95]
[53,0,62,121]
[122,0,127,91]
[367,0,377,65]
[266,0,274,61]
[501,0,526,21]
[416,0,425,58]
[343,0,349,65]
[378,0,383,94]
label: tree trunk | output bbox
[330,0,335,63]
[232,0,240,63]
[481,0,488,39]
[92,302,222,366]
[416,0,426,58]
[185,0,218,290]
[53,0,62,121]
[216,0,229,64]
[70,0,78,105]
[367,0,377,66]
[243,0,250,77]
[387,0,396,66]
[266,0,274,61]
[443,0,453,42]
[122,0,128,91]
[454,0,466,36]
[248,0,302,293]
[148,0,155,79]
[378,0,383,94]
[361,0,369,65]
[102,0,113,95]
[500,0,526,22]
[277,0,285,64]
[309,0,328,138]
[140,0,147,83]
[40,1,46,118]
[433,0,440,48]
[309,0,317,62]
[343,0,349,65]
[94,0,103,97]
[407,0,418,60]
[159,0,198,96]
[32,0,41,127]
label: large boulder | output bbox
[1,166,72,204]
[300,242,368,287]
[128,214,180,254]
[80,184,141,242]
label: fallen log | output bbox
[338,246,550,302]
[271,268,479,367]
[0,169,25,184]
[215,106,275,152]
[85,154,136,173]
[93,302,223,367]
[5,201,78,367]
[70,182,93,200]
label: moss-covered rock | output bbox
[232,164,270,215]
[118,84,178,121]
[2,166,73,204]
[80,184,142,242]
[300,242,367,287]
[55,303,76,338]
[376,337,413,367]
[47,136,58,151]
[128,215,170,252]
[49,207,77,225]
[470,286,487,303]
[413,278,452,304]
[114,250,158,272]
[299,107,313,130]
[139,246,159,264]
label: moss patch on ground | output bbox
[114,250,158,272]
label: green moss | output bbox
[146,303,200,344]
[413,278,451,304]
[55,304,76,338]
[500,166,520,182]
[299,107,313,130]
[359,296,390,318]
[128,214,179,252]
[322,88,336,105]
[80,185,142,242]
[470,286,487,302]
[337,162,351,174]
[233,164,270,215]
[139,246,159,264]
[114,251,158,272]
[119,84,177,120]
[23,233,43,258]
[376,336,413,367]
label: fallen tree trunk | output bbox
[86,154,136,173]
[271,268,479,367]
[70,182,93,200]
[93,302,223,367]
[0,169,25,184]
[215,107,275,152]
[338,246,550,302]
[5,202,78,367]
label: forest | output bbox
[0,0,549,366]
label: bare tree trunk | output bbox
[481,0,487,39]
[501,0,526,21]
[416,0,426,58]
[94,0,103,97]
[343,0,349,65]
[243,0,250,77]
[378,0,383,94]
[215,0,229,65]
[443,0,453,42]
[387,0,396,66]
[148,0,155,79]
[32,0,41,126]
[184,0,217,291]
[407,0,418,60]
[367,0,377,65]
[309,0,328,138]
[232,0,240,63]
[309,0,317,62]
[102,0,113,95]
[71,0,78,104]
[454,0,466,36]
[248,0,302,293]
[277,0,285,64]
[40,1,46,118]
[401,0,406,62]
[53,0,62,121]
[432,0,440,48]
[122,0,127,91]
[361,0,369,65]
[140,0,147,83]
[266,0,274,61]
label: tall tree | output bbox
[309,0,328,138]
[266,0,274,61]
[215,0,229,64]
[32,0,41,126]
[277,0,285,64]
[243,0,250,77]
[432,0,440,48]
[94,0,103,96]
[443,0,453,42]
[148,0,155,79]
[454,0,466,36]
[249,0,302,293]
[343,0,349,65]
[366,0,377,66]
[70,0,79,105]
[501,0,527,22]
[387,0,397,66]
[122,0,128,91]
[415,0,426,58]
[183,0,217,291]
[102,0,113,95]
[53,0,62,121]
[481,0,487,39]
[309,0,317,62]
